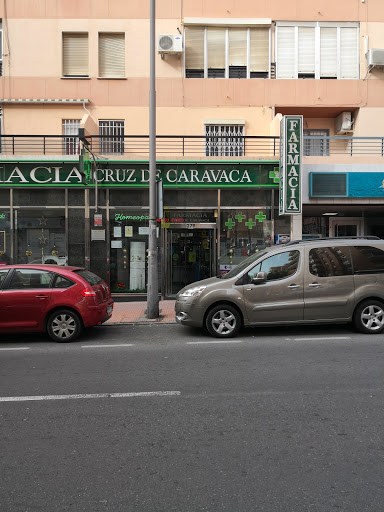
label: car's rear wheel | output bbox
[205,304,241,338]
[47,309,82,342]
[353,299,384,334]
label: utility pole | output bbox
[147,0,159,318]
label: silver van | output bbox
[175,237,384,337]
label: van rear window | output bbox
[350,246,384,274]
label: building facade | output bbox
[0,0,383,297]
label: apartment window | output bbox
[205,124,244,157]
[276,22,359,79]
[99,120,124,154]
[304,129,329,156]
[185,26,269,79]
[0,20,3,77]
[99,33,125,78]
[62,33,89,77]
[62,120,80,155]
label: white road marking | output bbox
[0,347,30,351]
[187,340,244,345]
[292,336,351,341]
[81,344,135,348]
[0,391,181,402]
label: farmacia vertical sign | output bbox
[279,115,303,215]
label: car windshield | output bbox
[220,249,270,279]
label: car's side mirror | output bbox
[251,271,267,285]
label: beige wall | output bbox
[2,0,384,22]
[1,0,384,140]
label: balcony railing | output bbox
[0,135,384,158]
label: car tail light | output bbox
[80,288,96,297]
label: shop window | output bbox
[0,209,10,264]
[205,124,244,157]
[109,210,154,293]
[220,209,273,269]
[309,247,352,277]
[304,129,329,156]
[185,26,269,79]
[62,32,89,77]
[276,22,359,79]
[14,210,67,266]
[62,119,81,155]
[99,120,125,154]
[99,33,125,78]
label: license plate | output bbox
[107,305,113,315]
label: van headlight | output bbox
[180,285,207,297]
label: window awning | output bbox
[0,98,90,104]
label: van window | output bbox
[248,250,300,281]
[350,246,384,274]
[309,246,352,277]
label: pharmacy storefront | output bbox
[0,160,293,297]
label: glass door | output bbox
[166,228,215,296]
[329,218,362,237]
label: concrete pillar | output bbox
[290,214,302,242]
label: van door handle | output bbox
[36,295,49,299]
[309,283,321,288]
[288,284,300,289]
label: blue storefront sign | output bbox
[310,172,384,198]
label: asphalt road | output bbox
[0,323,383,512]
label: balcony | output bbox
[0,135,384,160]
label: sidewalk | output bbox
[106,300,176,324]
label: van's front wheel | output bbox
[205,304,241,338]
[354,300,384,334]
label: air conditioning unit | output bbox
[366,48,384,67]
[158,34,183,54]
[335,112,353,135]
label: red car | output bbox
[0,265,114,342]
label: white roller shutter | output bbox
[99,33,125,78]
[63,33,88,77]
[228,28,247,67]
[250,28,269,72]
[276,26,295,78]
[320,27,337,78]
[185,26,204,70]
[298,27,315,74]
[207,27,225,69]
[340,27,359,79]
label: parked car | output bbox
[0,265,113,342]
[175,237,384,338]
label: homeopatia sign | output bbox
[279,115,303,215]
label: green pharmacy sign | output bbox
[0,162,279,189]
[279,115,303,215]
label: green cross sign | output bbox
[255,212,266,223]
[225,218,235,230]
[235,212,246,223]
[245,218,256,229]
[269,168,280,184]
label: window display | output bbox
[15,210,67,265]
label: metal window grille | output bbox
[62,119,80,155]
[304,129,330,156]
[205,124,245,157]
[99,120,125,154]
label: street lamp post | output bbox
[147,0,159,318]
